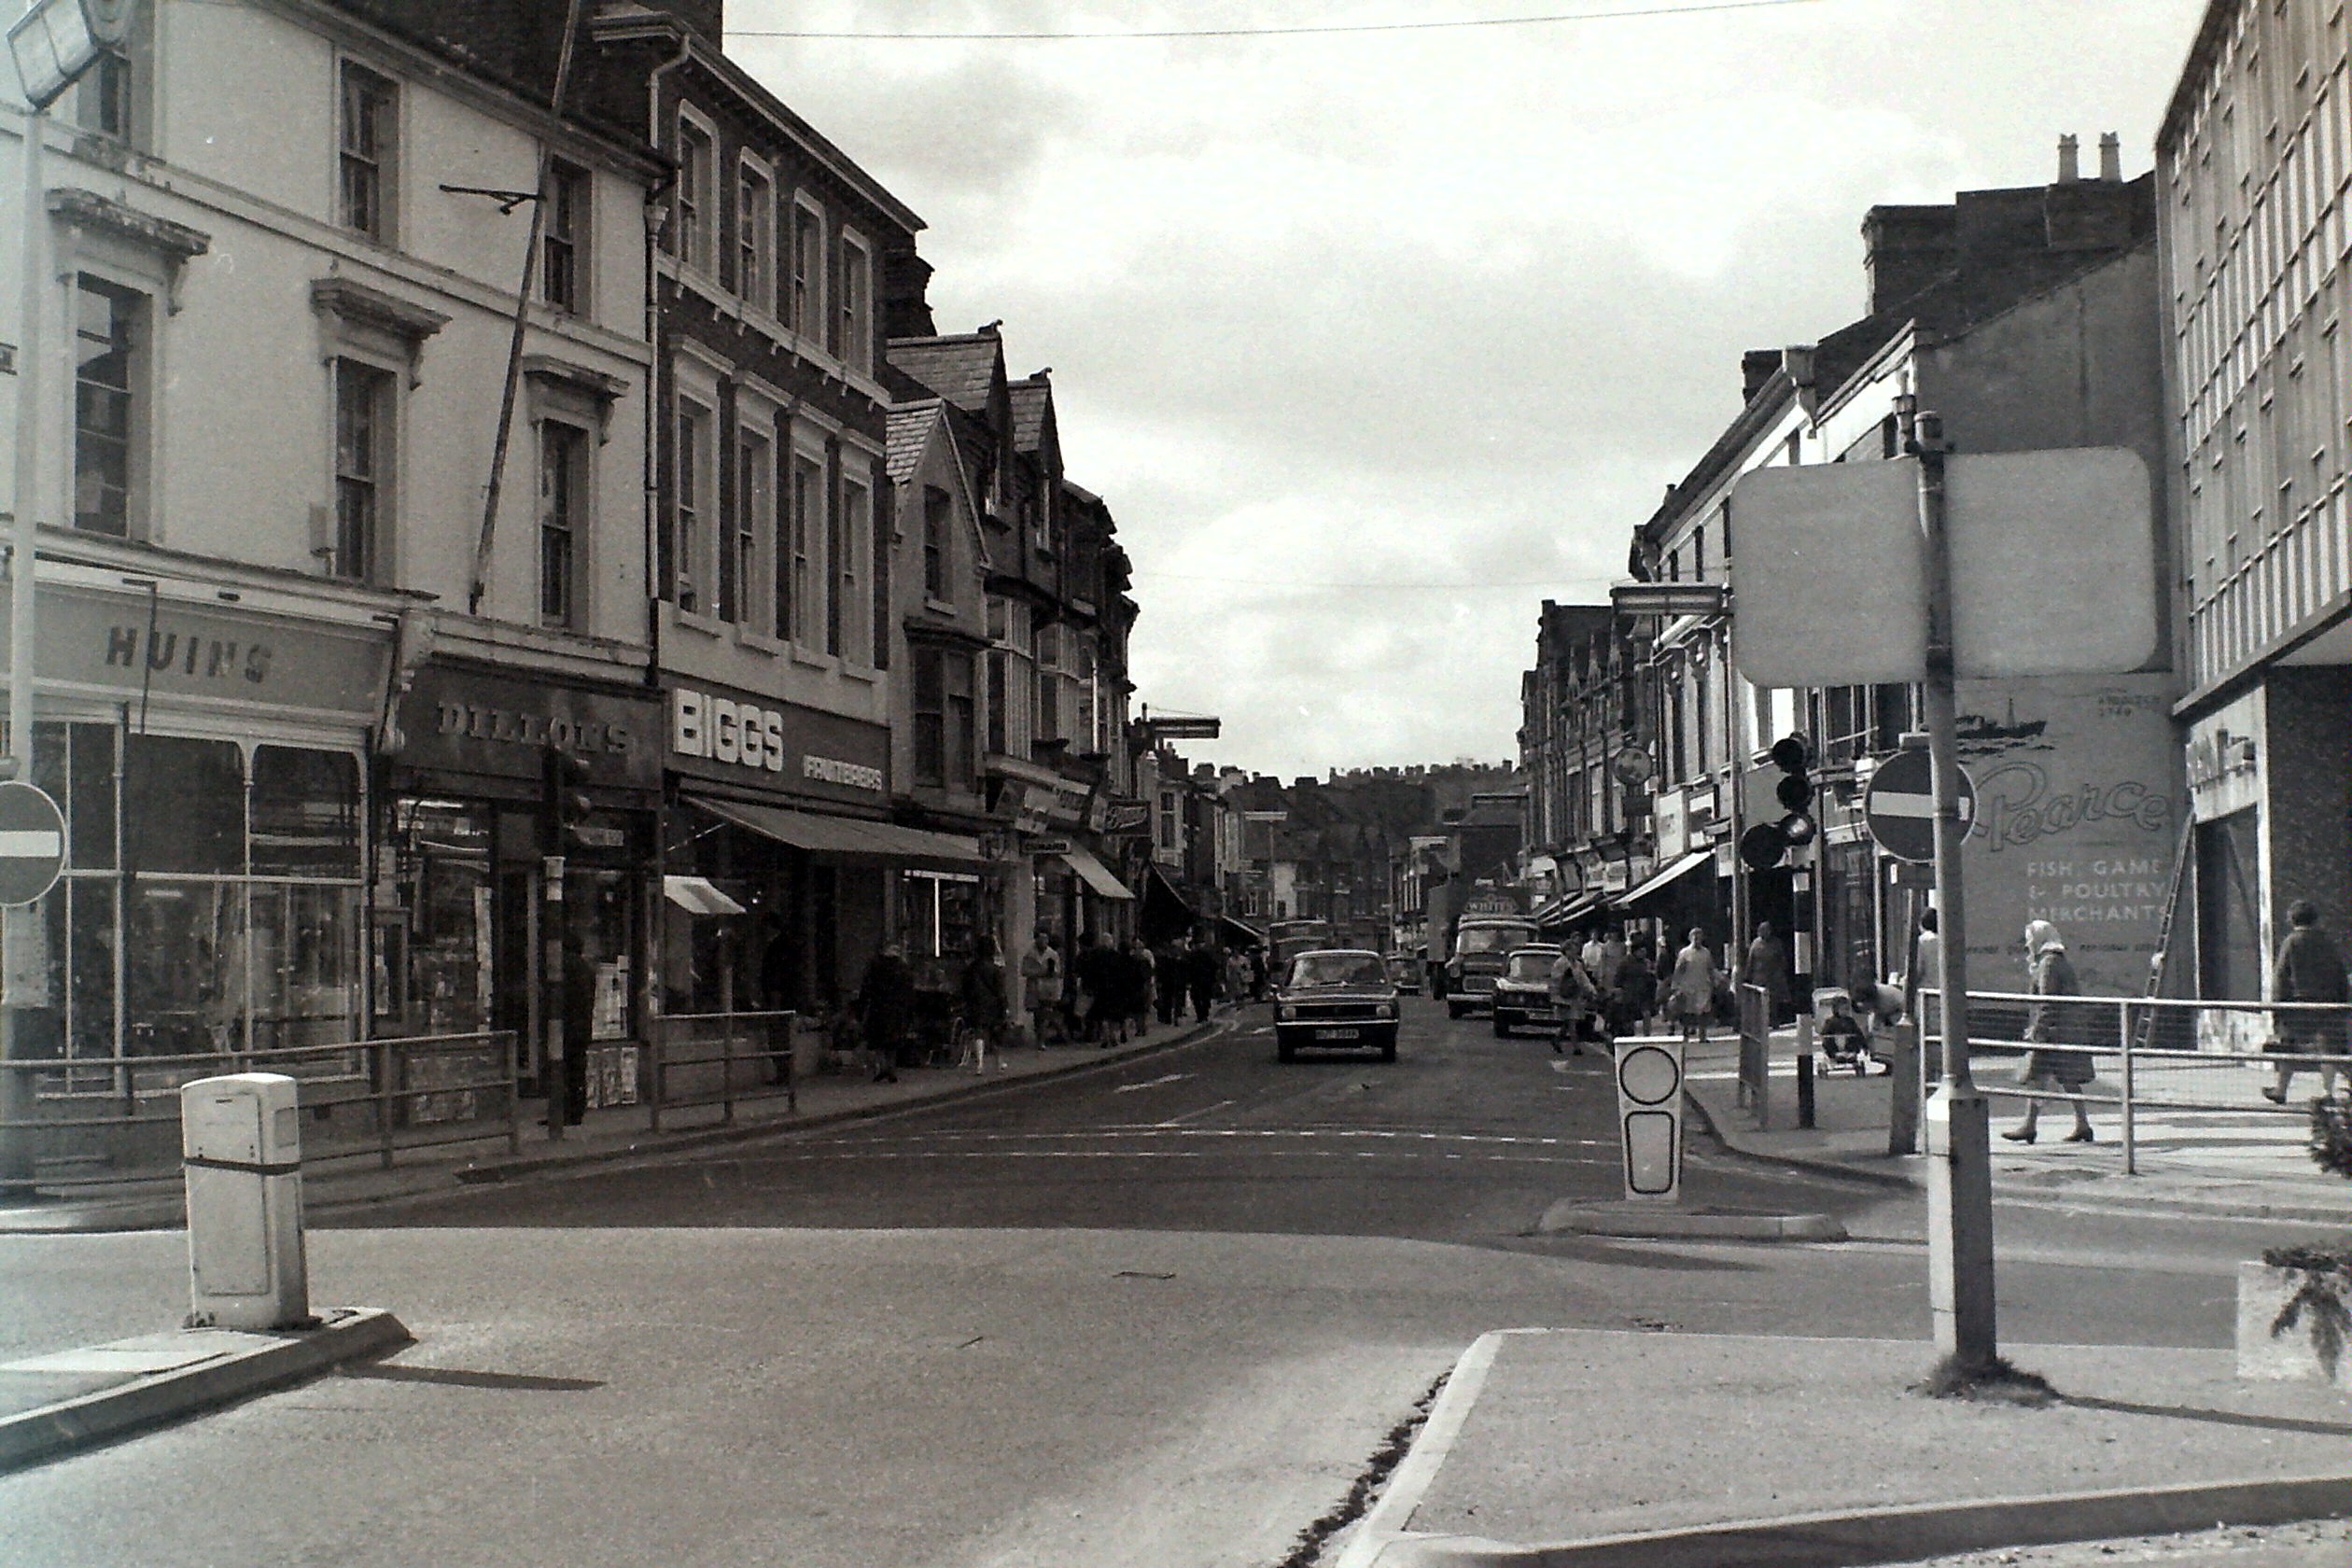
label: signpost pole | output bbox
[1911,409,1996,1369]
[1,98,49,1188]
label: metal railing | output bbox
[645,1010,796,1132]
[1736,982,1771,1123]
[1922,990,2351,1175]
[0,1030,521,1188]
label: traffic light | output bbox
[1770,734,1818,849]
[543,743,595,847]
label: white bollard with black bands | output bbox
[180,1073,312,1331]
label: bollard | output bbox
[1887,1021,1921,1155]
[1796,1050,1816,1129]
[181,1073,311,1331]
[1612,1035,1686,1203]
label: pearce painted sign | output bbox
[1955,673,2183,996]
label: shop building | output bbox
[2,0,657,1091]
[2158,0,2352,997]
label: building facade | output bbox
[2158,0,2352,1000]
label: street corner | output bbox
[1535,1197,1847,1242]
[0,1308,411,1474]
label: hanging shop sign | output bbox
[394,664,662,792]
[665,680,889,806]
[2,582,390,720]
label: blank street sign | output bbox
[1729,447,2157,688]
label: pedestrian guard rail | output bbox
[0,1030,521,1187]
[645,1010,796,1132]
[1919,988,2351,1175]
[1736,981,1771,1123]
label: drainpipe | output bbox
[642,28,694,689]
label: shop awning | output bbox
[663,875,746,916]
[690,795,986,872]
[1217,915,1266,947]
[1533,894,1601,929]
[1612,850,1715,911]
[1056,843,1134,900]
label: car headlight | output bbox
[1278,1004,1298,1021]
[1375,1002,1396,1019]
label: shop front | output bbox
[9,577,395,1068]
[661,679,986,1029]
[381,661,662,1117]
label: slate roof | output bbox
[1009,375,1053,453]
[885,402,942,485]
[887,332,1000,413]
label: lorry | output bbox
[1425,882,1538,1018]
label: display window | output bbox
[383,799,495,1035]
[20,721,366,1061]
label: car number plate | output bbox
[1313,1027,1360,1041]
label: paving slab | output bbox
[1342,1328,2352,1568]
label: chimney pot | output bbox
[2057,133,2080,183]
[2098,132,2121,182]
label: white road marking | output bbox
[1113,1072,1193,1093]
[807,1127,1607,1149]
[1157,1098,1239,1127]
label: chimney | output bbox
[2057,133,2079,183]
[2098,132,2121,182]
[1861,203,1959,315]
[1741,348,1783,403]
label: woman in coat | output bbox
[1668,929,1718,1043]
[2004,919,2095,1143]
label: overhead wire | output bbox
[728,0,1827,43]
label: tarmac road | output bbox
[3,999,2332,1568]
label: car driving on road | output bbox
[1491,944,1565,1038]
[1274,948,1400,1063]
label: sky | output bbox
[726,0,2210,779]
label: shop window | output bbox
[251,747,361,878]
[902,870,979,959]
[339,61,398,242]
[126,879,245,1056]
[541,160,587,314]
[247,882,359,1053]
[124,735,244,875]
[31,721,118,870]
[392,799,493,1034]
[73,274,145,538]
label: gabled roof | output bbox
[887,330,1002,413]
[1010,373,1055,454]
[885,404,941,485]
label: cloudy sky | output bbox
[727,0,2206,778]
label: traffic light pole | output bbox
[1910,411,1997,1369]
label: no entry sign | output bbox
[0,780,65,906]
[1864,750,1974,865]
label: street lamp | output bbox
[4,0,138,1184]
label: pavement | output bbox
[1674,1029,2352,1227]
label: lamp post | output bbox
[5,0,136,1185]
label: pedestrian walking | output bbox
[1073,932,1126,1046]
[2005,919,2094,1143]
[1669,929,1718,1043]
[1021,931,1064,1046]
[1153,939,1186,1027]
[856,944,915,1084]
[1125,939,1157,1039]
[1596,928,1628,996]
[1742,920,1791,1028]
[1612,943,1658,1036]
[1547,945,1597,1056]
[959,933,1009,1065]
[2265,900,2348,1103]
[1184,936,1222,1023]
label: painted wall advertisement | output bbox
[1954,673,2183,997]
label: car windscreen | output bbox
[1505,952,1556,982]
[1287,954,1387,988]
[1457,925,1536,956]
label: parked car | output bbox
[1274,948,1400,1063]
[1385,953,1422,994]
[1491,945,1565,1038]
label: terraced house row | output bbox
[0,0,1166,1134]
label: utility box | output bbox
[181,1073,310,1331]
[1612,1036,1686,1203]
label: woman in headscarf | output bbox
[2004,919,2095,1143]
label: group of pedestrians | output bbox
[1013,929,1233,1048]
